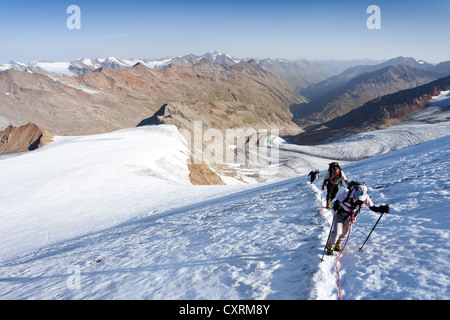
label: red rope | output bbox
[335,221,353,300]
[319,173,352,300]
[319,207,331,227]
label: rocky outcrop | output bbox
[188,162,224,185]
[0,123,53,153]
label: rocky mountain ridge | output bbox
[0,58,306,137]
[299,56,450,101]
[292,75,450,145]
[292,64,445,128]
[0,52,394,94]
[0,123,53,153]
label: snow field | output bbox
[0,177,326,299]
[0,125,196,260]
[0,123,449,300]
[334,138,450,300]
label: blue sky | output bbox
[0,0,448,63]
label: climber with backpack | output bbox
[322,162,349,208]
[308,169,319,184]
[324,181,390,256]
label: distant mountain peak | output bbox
[93,66,106,73]
[230,59,265,73]
[195,57,213,65]
[132,62,150,70]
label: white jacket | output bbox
[336,188,374,215]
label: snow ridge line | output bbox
[309,183,331,227]
[309,183,348,300]
[335,222,353,300]
[308,182,341,300]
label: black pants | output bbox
[326,183,340,206]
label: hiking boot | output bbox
[326,246,334,256]
[334,243,342,252]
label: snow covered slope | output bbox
[0,125,210,260]
[0,122,448,299]
[310,135,450,299]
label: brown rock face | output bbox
[0,123,53,153]
[188,162,224,185]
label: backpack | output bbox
[347,181,366,192]
[328,162,340,171]
[328,162,342,182]
[340,181,368,218]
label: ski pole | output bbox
[359,212,385,252]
